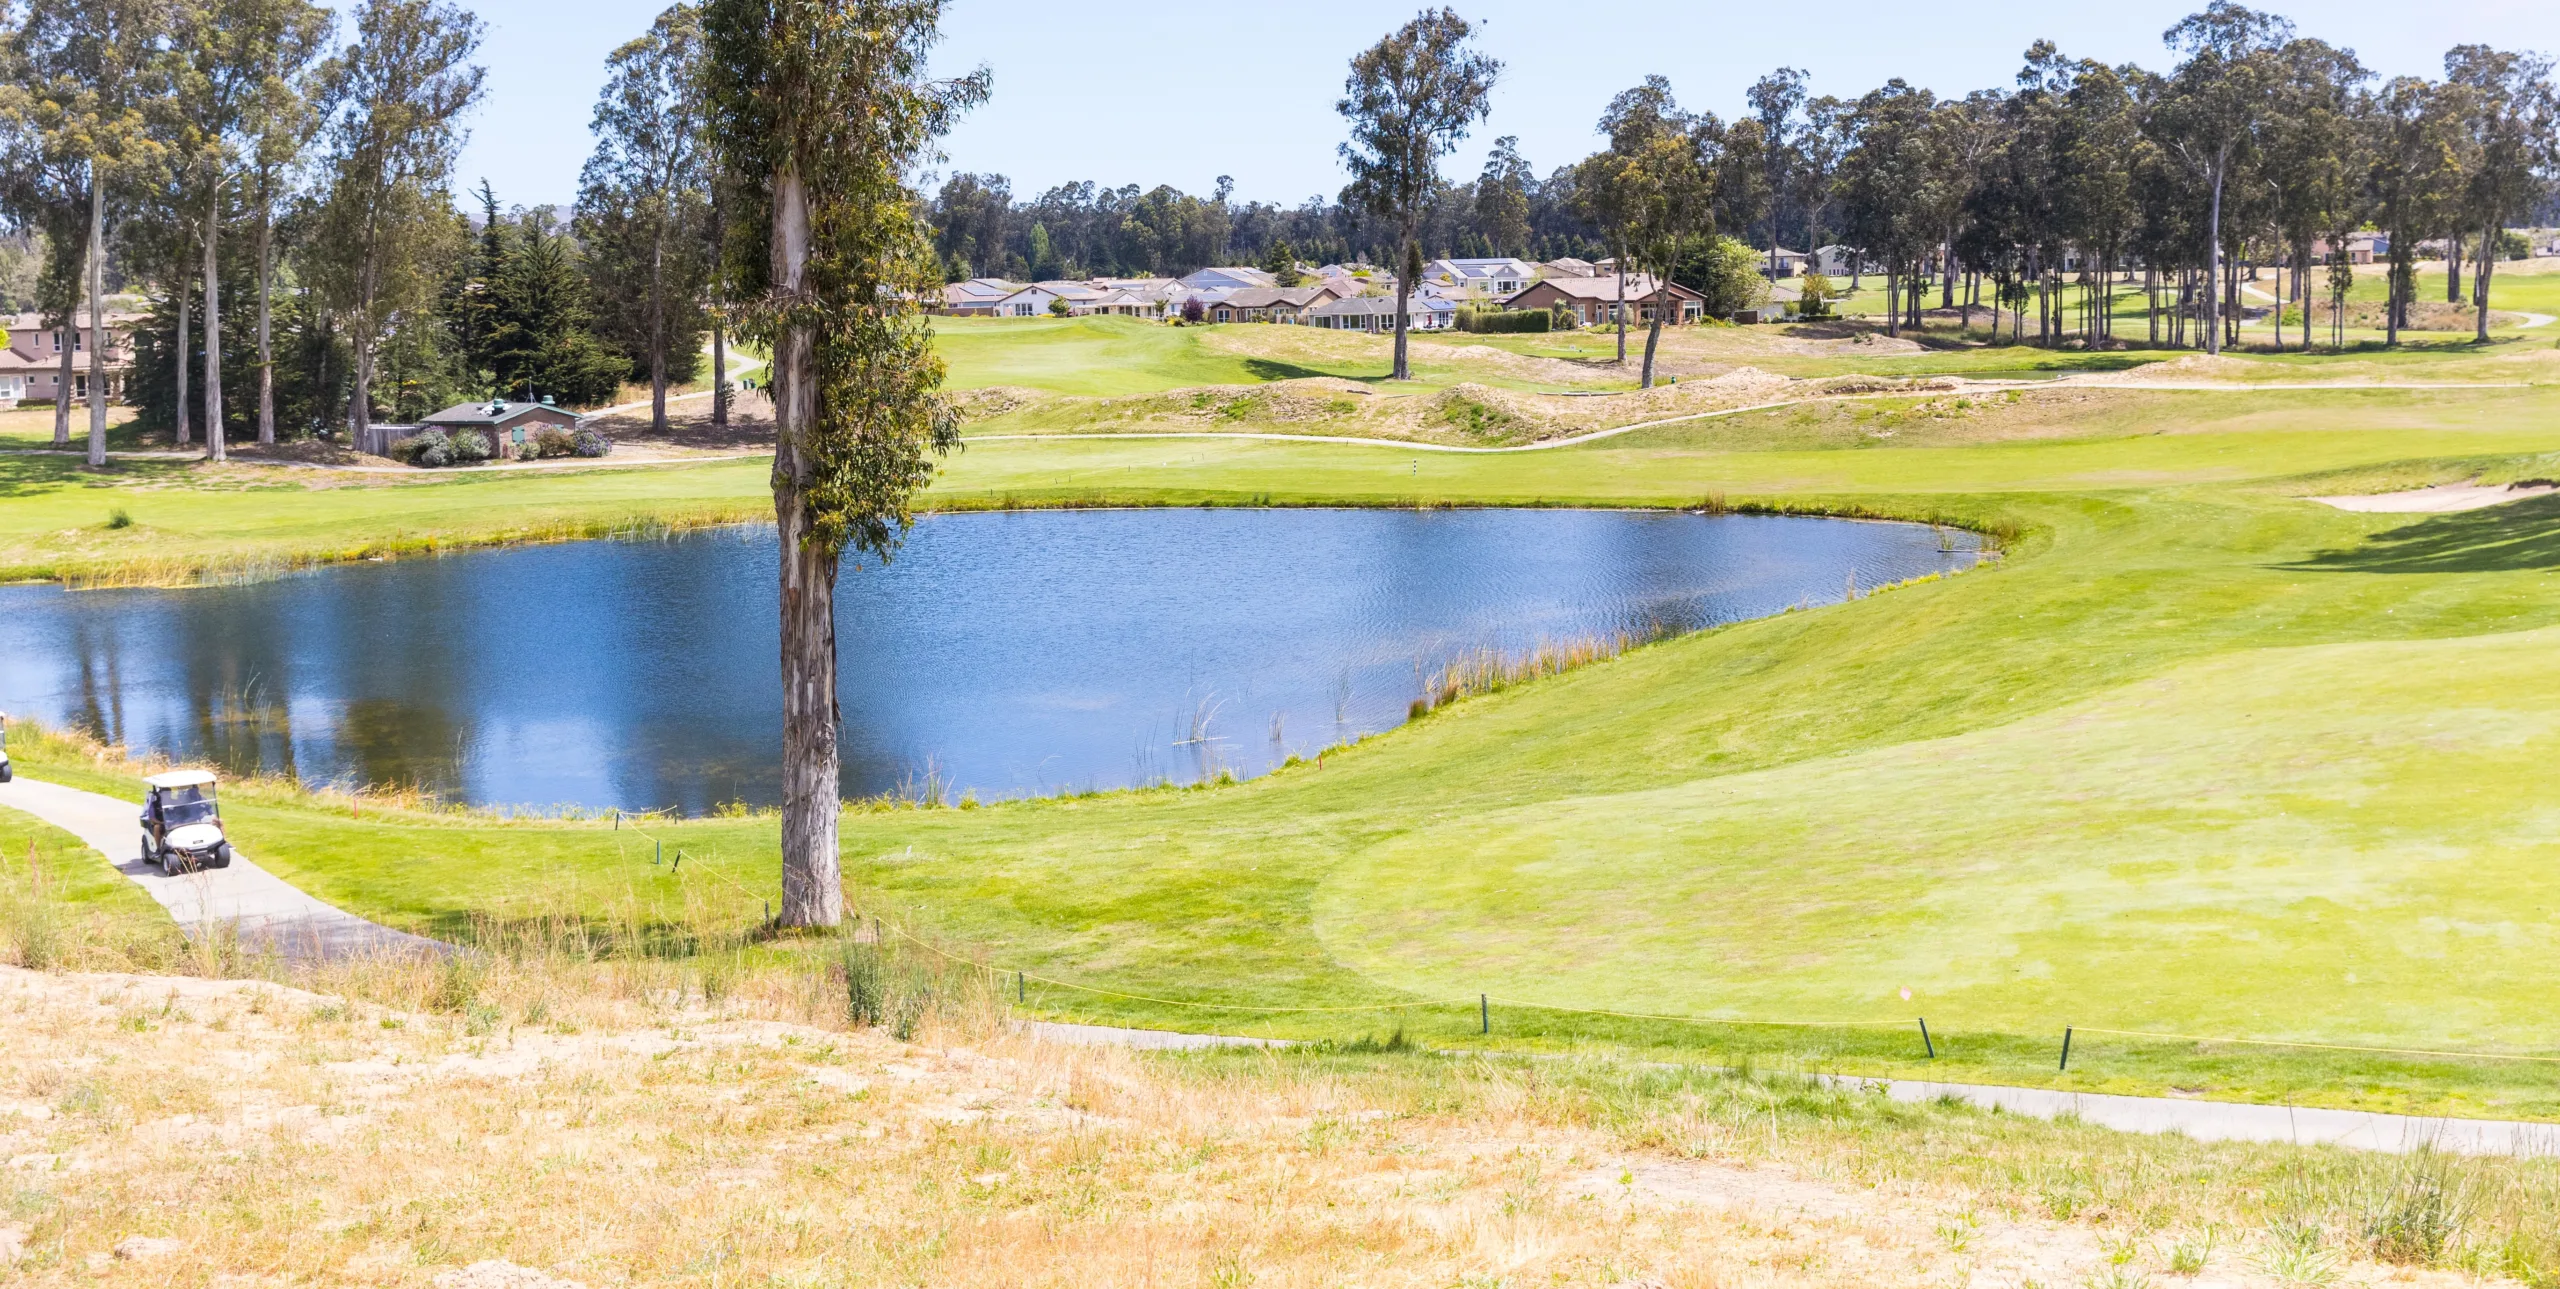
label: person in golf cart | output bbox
[140,770,232,873]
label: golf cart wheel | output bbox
[0,762,12,783]
[210,843,233,870]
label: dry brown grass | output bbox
[5,949,2554,1289]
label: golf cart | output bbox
[0,712,12,783]
[140,770,231,873]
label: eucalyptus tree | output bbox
[166,0,332,459]
[307,0,483,446]
[577,3,710,435]
[1569,146,1635,362]
[1336,7,1498,381]
[702,0,986,929]
[0,102,97,445]
[6,0,169,466]
[2365,75,2465,346]
[1471,134,1531,257]
[2152,2,2292,355]
[1584,75,1717,387]
[2259,38,2365,351]
[1788,95,1847,283]
[2444,46,2559,343]
[1929,90,2004,316]
[1838,79,1945,338]
[1745,67,1804,279]
[2053,63,2140,343]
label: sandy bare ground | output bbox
[2309,481,2560,513]
[0,964,2511,1287]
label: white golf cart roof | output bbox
[145,770,217,790]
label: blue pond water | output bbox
[0,508,1975,812]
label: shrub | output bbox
[571,428,611,458]
[515,436,543,462]
[1046,296,1071,316]
[391,427,452,468]
[534,426,577,459]
[449,428,492,463]
[1454,306,1551,333]
[1181,297,1205,324]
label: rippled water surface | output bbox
[0,508,1976,811]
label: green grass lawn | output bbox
[18,382,2560,1117]
[0,803,183,969]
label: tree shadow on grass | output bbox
[2288,493,2560,574]
[1241,356,1377,383]
[0,453,198,501]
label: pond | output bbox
[0,508,1977,813]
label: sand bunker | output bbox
[2309,481,2560,513]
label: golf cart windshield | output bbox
[157,785,217,825]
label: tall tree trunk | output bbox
[1884,263,1900,339]
[648,213,668,434]
[349,342,374,443]
[2203,164,2224,356]
[2445,234,2462,304]
[1614,254,1626,363]
[1941,235,1956,309]
[257,193,275,444]
[53,310,73,445]
[770,166,842,930]
[86,174,107,468]
[1391,226,1415,381]
[2475,222,2496,344]
[711,321,728,427]
[203,184,225,462]
[175,273,192,448]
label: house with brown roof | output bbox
[0,310,140,408]
[1501,274,1706,327]
[421,398,586,460]
[1206,283,1344,324]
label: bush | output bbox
[571,428,610,458]
[534,426,577,459]
[1454,306,1551,333]
[449,428,492,463]
[391,427,452,468]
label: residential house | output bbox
[1089,277,1186,316]
[2308,232,2385,265]
[1421,257,1539,298]
[937,278,1022,315]
[418,399,586,460]
[1539,257,1598,278]
[0,310,140,408]
[1762,248,1811,278]
[1307,292,1458,333]
[1813,245,1878,279]
[1501,274,1706,327]
[990,281,1153,318]
[1206,283,1345,324]
[1177,266,1277,292]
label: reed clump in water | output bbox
[1409,627,1673,719]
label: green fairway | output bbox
[16,374,2560,1114]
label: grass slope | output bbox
[17,383,2560,1115]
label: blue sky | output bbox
[334,0,2560,212]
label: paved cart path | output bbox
[0,775,443,962]
[1021,1021,2560,1157]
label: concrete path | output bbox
[1020,1020,2558,1157]
[0,774,443,963]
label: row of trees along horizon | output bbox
[3,1,2557,448]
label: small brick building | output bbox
[420,399,586,460]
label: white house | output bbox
[991,281,1153,318]
[1762,247,1811,278]
[1307,292,1458,332]
[938,277,1021,315]
[1422,257,1539,297]
[1814,245,1877,279]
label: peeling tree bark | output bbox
[770,165,842,929]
